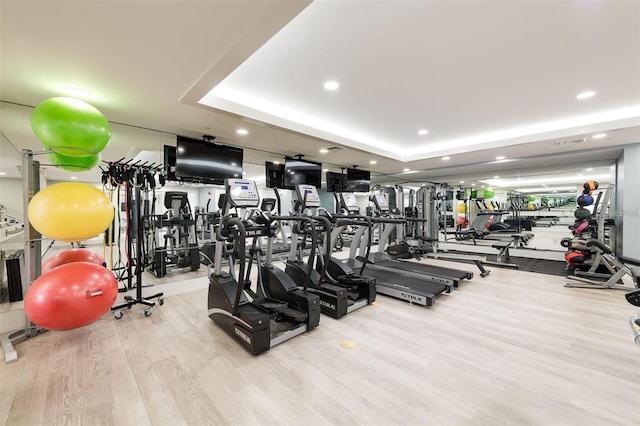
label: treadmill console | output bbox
[339,193,360,214]
[372,194,389,213]
[296,184,321,208]
[225,179,260,208]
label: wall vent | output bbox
[555,138,586,146]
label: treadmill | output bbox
[337,193,450,307]
[361,193,474,289]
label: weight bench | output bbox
[483,240,519,268]
[415,235,491,277]
[510,233,533,247]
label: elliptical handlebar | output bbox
[219,216,246,317]
[269,214,317,292]
[310,215,335,285]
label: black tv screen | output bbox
[265,161,286,189]
[326,171,346,193]
[164,145,177,181]
[175,136,243,184]
[284,157,322,188]
[346,168,370,192]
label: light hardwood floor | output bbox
[1,258,639,426]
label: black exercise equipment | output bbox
[337,192,451,307]
[207,179,319,355]
[284,184,376,318]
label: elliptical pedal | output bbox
[277,306,307,323]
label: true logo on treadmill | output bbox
[320,300,336,310]
[400,292,423,303]
[234,327,251,344]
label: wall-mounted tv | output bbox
[163,145,177,181]
[326,171,346,193]
[284,157,322,189]
[174,136,243,184]
[346,168,371,192]
[265,161,286,189]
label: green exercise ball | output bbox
[482,188,494,199]
[528,195,536,202]
[47,151,100,172]
[31,97,112,157]
[574,207,591,220]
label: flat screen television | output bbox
[346,168,371,192]
[284,157,322,189]
[163,145,177,181]
[325,171,346,193]
[265,161,286,189]
[174,136,243,184]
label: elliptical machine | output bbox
[207,179,320,355]
[285,184,376,318]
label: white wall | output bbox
[0,177,24,222]
[620,143,640,259]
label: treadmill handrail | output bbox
[332,214,373,276]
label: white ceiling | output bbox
[1,0,639,193]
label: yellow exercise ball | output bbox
[28,182,114,242]
[456,203,466,213]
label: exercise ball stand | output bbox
[1,150,48,363]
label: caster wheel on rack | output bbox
[144,309,152,317]
[114,311,123,320]
[158,298,164,306]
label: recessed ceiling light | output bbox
[493,176,500,179]
[70,176,78,180]
[324,80,339,91]
[417,129,429,136]
[585,167,594,171]
[576,90,596,100]
[592,133,607,139]
[496,156,505,160]
[459,180,464,184]
[403,168,410,172]
[369,160,377,165]
[319,148,329,154]
[236,128,248,135]
[442,156,450,161]
[471,183,476,186]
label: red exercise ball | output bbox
[24,262,118,331]
[42,248,105,274]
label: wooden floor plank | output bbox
[1,264,638,425]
